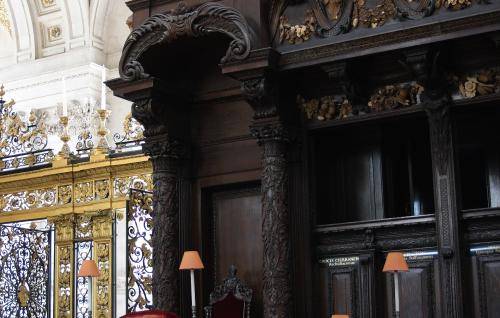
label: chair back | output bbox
[120,310,179,318]
[204,265,252,318]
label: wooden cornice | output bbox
[278,8,500,70]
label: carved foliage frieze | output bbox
[120,2,253,81]
[277,0,486,44]
[279,10,316,44]
[0,171,152,214]
[298,82,423,122]
[452,68,500,98]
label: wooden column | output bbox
[130,82,190,314]
[243,76,293,318]
[405,48,464,317]
[425,100,464,318]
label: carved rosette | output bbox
[119,2,253,81]
[243,77,293,318]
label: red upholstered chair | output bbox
[204,266,252,318]
[120,310,179,318]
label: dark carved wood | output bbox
[316,253,374,318]
[109,1,500,318]
[417,53,464,318]
[120,79,191,315]
[119,2,253,81]
[136,119,189,313]
[204,266,253,318]
[387,254,438,318]
[242,76,293,318]
[470,248,500,317]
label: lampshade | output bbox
[78,260,100,277]
[383,252,409,273]
[179,251,204,270]
[331,315,349,318]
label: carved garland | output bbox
[278,0,485,43]
[297,82,424,122]
[119,2,253,81]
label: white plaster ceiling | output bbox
[0,0,131,71]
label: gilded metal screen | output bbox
[0,225,51,318]
[126,189,153,312]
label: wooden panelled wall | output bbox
[109,1,500,317]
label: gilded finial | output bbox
[0,84,5,98]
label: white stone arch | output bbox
[5,0,36,63]
[89,0,109,52]
[101,0,131,68]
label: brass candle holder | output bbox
[53,116,70,167]
[59,116,70,157]
[91,109,110,162]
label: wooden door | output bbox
[204,185,263,317]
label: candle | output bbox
[62,76,68,116]
[101,65,106,110]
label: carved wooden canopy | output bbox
[119,2,254,81]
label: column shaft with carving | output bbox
[49,214,75,318]
[425,100,464,318]
[92,211,114,318]
[132,95,188,313]
[244,77,293,318]
[405,49,464,317]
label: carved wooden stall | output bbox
[108,1,500,318]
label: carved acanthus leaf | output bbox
[120,2,253,81]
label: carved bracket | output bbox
[120,2,253,81]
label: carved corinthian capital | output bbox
[120,2,253,81]
[131,98,167,138]
[242,77,279,120]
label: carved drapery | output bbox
[119,2,253,81]
[243,77,293,318]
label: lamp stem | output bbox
[190,269,197,318]
[89,276,93,318]
[394,272,400,317]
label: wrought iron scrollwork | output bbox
[0,86,53,172]
[0,225,51,318]
[113,113,145,153]
[75,241,92,318]
[126,189,154,312]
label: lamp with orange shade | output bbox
[78,260,100,277]
[179,251,204,318]
[78,259,100,318]
[383,252,409,318]
[331,315,349,318]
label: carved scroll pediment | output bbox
[119,2,253,81]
